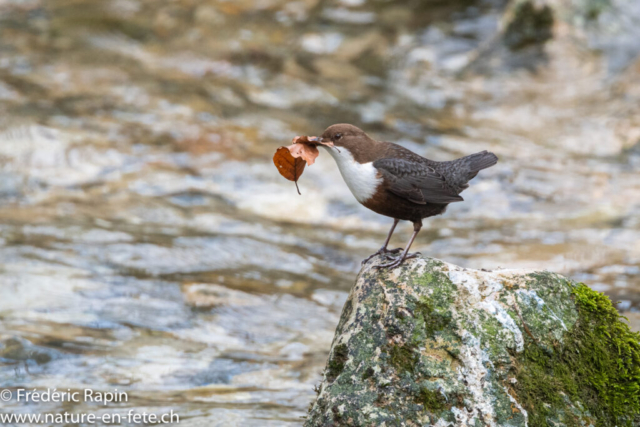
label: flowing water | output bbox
[1,0,639,425]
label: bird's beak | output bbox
[307,136,329,144]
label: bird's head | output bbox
[307,124,378,164]
[318,124,372,149]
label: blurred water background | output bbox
[1,0,640,425]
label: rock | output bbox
[500,0,620,51]
[504,1,554,50]
[305,256,640,426]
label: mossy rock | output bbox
[504,0,555,50]
[501,0,616,51]
[305,256,640,426]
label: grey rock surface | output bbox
[305,256,640,427]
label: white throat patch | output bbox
[322,146,381,203]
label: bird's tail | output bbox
[465,150,498,175]
[451,150,498,188]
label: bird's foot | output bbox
[361,247,402,266]
[374,252,421,270]
[382,249,407,260]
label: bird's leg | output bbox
[361,219,402,266]
[374,220,422,269]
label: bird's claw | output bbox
[374,252,421,269]
[382,249,406,260]
[373,258,404,269]
[361,247,403,266]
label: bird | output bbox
[310,124,498,269]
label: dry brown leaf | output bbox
[289,142,320,165]
[293,135,336,149]
[273,146,306,195]
[273,135,337,194]
[292,135,316,144]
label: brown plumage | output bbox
[314,124,498,269]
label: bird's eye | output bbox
[334,133,343,140]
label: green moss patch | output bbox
[326,343,349,383]
[415,296,453,336]
[417,388,449,413]
[385,293,456,374]
[388,343,419,373]
[514,283,640,426]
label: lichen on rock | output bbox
[305,256,640,427]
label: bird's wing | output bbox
[373,158,463,204]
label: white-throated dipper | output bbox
[310,124,498,269]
